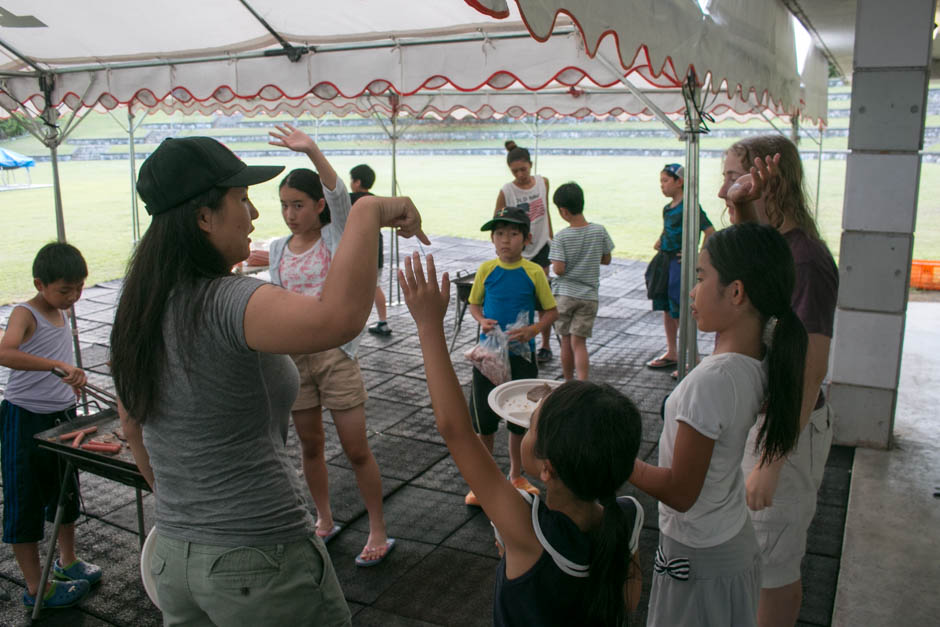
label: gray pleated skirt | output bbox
[647,521,761,627]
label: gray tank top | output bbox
[3,303,76,413]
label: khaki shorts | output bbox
[553,295,599,338]
[152,532,351,626]
[291,349,368,412]
[742,403,833,588]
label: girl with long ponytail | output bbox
[630,223,807,626]
[399,252,644,626]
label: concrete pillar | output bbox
[828,0,935,448]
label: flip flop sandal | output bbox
[316,523,342,544]
[646,357,677,369]
[355,538,396,567]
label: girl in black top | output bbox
[400,252,644,626]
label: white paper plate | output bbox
[140,526,160,609]
[487,379,562,428]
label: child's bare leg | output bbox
[332,404,388,553]
[374,286,388,322]
[57,522,77,565]
[757,582,802,627]
[559,334,575,381]
[508,431,524,480]
[539,265,552,354]
[13,542,43,596]
[571,335,590,381]
[293,406,334,533]
[662,312,679,360]
[540,325,551,352]
[478,432,495,455]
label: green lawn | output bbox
[3,153,940,305]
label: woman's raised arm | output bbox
[244,196,428,354]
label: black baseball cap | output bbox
[137,137,285,215]
[480,206,531,231]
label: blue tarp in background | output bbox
[0,148,34,169]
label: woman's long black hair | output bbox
[705,223,808,463]
[110,188,230,423]
[534,381,643,626]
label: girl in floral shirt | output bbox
[267,124,394,567]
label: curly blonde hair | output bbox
[727,135,821,242]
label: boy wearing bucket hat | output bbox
[464,206,557,506]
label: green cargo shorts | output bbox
[150,532,350,627]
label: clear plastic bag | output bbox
[464,326,511,386]
[505,310,533,362]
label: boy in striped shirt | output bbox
[548,183,614,381]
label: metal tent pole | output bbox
[533,116,540,173]
[390,111,401,304]
[677,74,702,381]
[815,123,824,220]
[39,81,88,411]
[128,109,141,243]
[43,108,67,244]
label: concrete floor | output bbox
[0,233,901,626]
[831,301,940,626]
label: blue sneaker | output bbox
[53,558,102,586]
[22,579,90,609]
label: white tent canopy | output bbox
[0,1,825,123]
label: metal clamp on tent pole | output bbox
[238,0,307,62]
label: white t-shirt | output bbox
[658,352,767,548]
[500,175,550,260]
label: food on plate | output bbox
[525,383,553,403]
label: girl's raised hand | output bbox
[399,252,450,329]
[269,123,316,154]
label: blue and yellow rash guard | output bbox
[468,258,557,354]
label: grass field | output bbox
[1,152,939,305]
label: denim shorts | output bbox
[151,531,351,626]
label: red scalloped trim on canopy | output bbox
[6,62,694,110]
[463,0,509,20]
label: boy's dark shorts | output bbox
[529,243,551,269]
[1,400,81,544]
[469,353,538,436]
[651,257,682,319]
